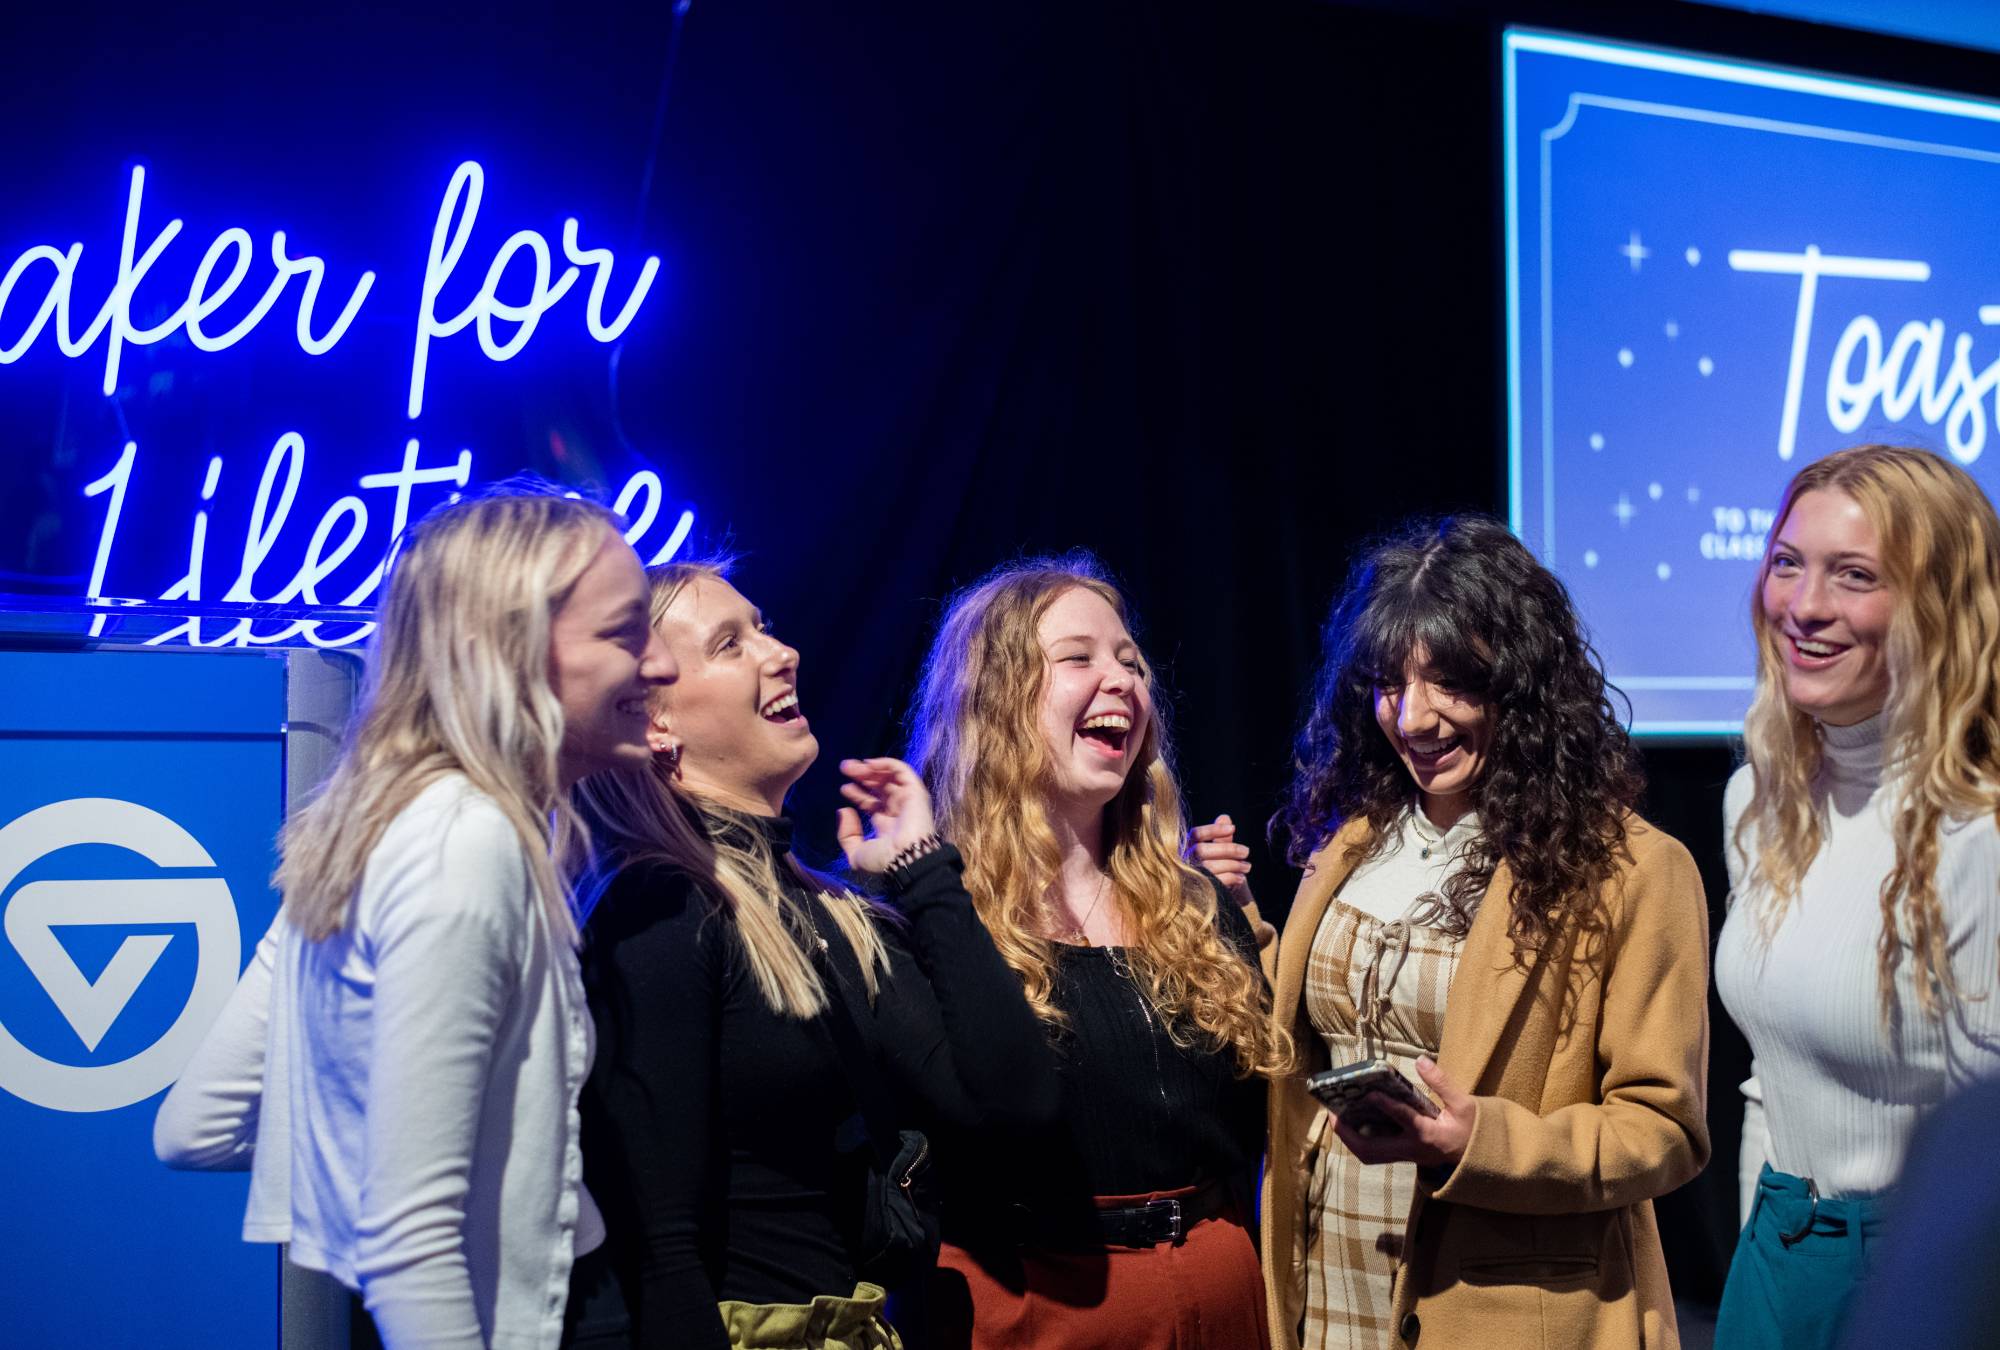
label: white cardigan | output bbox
[155,775,604,1349]
[1717,714,2000,1204]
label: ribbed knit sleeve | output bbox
[1944,820,2000,1080]
[1936,814,2000,1084]
[580,863,731,1350]
[870,844,1060,1131]
[154,910,281,1171]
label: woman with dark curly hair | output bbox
[1236,515,1709,1350]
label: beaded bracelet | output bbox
[885,832,945,883]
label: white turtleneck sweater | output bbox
[1716,713,2000,1205]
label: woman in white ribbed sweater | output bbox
[155,487,676,1349]
[1715,444,2000,1347]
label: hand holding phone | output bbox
[1306,1059,1440,1137]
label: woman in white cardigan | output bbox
[154,486,676,1349]
[1716,445,2000,1347]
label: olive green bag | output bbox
[716,1283,902,1350]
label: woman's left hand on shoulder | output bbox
[1331,1056,1476,1169]
[836,757,939,873]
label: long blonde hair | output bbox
[572,560,892,1018]
[909,554,1291,1079]
[1736,444,2000,1024]
[279,486,624,944]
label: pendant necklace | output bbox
[1412,809,1445,862]
[1068,871,1111,944]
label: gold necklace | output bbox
[1411,807,1447,861]
[1065,871,1111,944]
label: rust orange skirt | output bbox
[920,1185,1270,1350]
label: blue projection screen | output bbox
[1505,31,2000,734]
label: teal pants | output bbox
[1714,1165,1886,1349]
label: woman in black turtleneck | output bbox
[568,560,1055,1350]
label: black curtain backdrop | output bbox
[17,0,2000,1315]
[623,0,1508,860]
[625,1,1736,1287]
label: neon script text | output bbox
[83,436,694,648]
[0,161,659,414]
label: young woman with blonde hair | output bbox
[906,553,1288,1350]
[155,484,677,1347]
[568,559,1053,1350]
[1715,444,2000,1346]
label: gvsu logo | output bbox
[0,799,239,1113]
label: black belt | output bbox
[956,1177,1239,1251]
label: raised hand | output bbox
[836,757,939,875]
[1188,813,1256,908]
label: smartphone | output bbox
[1306,1059,1440,1137]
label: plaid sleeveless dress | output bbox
[1298,878,1463,1349]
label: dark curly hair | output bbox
[1271,515,1643,952]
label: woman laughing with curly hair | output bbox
[906,552,1289,1350]
[1255,515,1709,1350]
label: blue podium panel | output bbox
[0,649,285,1349]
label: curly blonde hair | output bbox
[1735,444,2000,1025]
[909,554,1291,1079]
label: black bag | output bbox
[813,942,942,1288]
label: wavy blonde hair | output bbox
[1736,444,2000,1024]
[279,485,623,944]
[572,560,892,1018]
[909,554,1291,1078]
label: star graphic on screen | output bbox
[1613,493,1636,526]
[1620,230,1651,272]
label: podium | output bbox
[0,645,357,1348]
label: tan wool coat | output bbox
[1260,814,1711,1350]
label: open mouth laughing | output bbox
[1076,711,1132,758]
[759,689,805,725]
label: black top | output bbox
[936,878,1269,1232]
[579,814,1056,1350]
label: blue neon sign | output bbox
[1,159,693,648]
[1506,31,2000,733]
